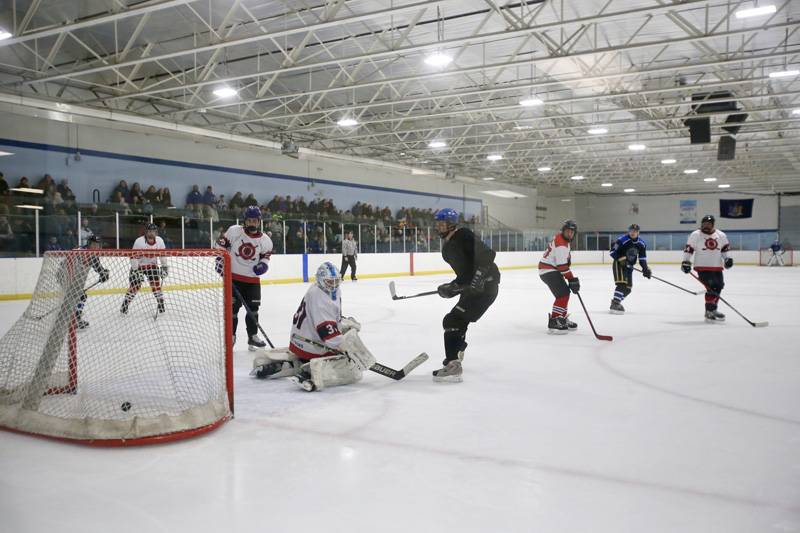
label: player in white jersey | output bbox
[681,215,733,322]
[215,206,273,349]
[121,223,168,314]
[539,220,580,334]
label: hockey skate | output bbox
[609,300,625,315]
[564,315,578,331]
[248,335,267,351]
[547,314,569,335]
[704,310,726,323]
[76,317,89,330]
[120,300,130,315]
[290,366,316,392]
[157,300,166,313]
[432,359,463,383]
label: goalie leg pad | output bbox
[309,354,363,390]
[338,329,376,370]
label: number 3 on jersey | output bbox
[293,300,307,329]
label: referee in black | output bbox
[341,231,358,281]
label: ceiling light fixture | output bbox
[0,29,11,41]
[336,117,358,127]
[703,177,718,182]
[519,97,544,107]
[628,143,647,151]
[624,188,636,193]
[570,175,585,181]
[718,184,731,189]
[588,127,608,135]
[481,190,528,198]
[661,159,677,164]
[514,125,534,130]
[792,109,800,115]
[684,169,699,174]
[601,183,613,187]
[735,5,777,19]
[428,140,447,148]
[769,70,800,78]
[482,177,496,181]
[486,154,503,161]
[424,52,453,67]
[212,86,238,98]
[537,166,551,172]
[0,151,14,157]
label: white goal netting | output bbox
[0,249,233,445]
[759,247,794,266]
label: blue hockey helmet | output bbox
[434,208,459,223]
[315,261,341,300]
[243,206,262,220]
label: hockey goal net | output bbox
[759,247,794,266]
[0,249,233,445]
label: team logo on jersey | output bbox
[704,238,718,250]
[236,242,257,260]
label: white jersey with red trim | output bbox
[289,283,343,360]
[683,229,730,271]
[538,233,574,279]
[216,225,273,283]
[130,235,166,269]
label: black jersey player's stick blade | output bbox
[576,293,613,342]
[388,281,441,300]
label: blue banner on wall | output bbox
[679,199,697,224]
[719,199,753,218]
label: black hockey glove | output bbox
[468,268,488,293]
[681,261,692,274]
[160,266,169,278]
[437,281,462,299]
[641,265,652,279]
[215,256,224,276]
[724,257,734,269]
[98,268,110,283]
[568,277,580,294]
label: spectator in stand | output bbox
[278,195,289,213]
[57,178,75,201]
[244,193,258,207]
[342,209,354,223]
[159,187,173,207]
[0,172,9,202]
[46,236,62,251]
[186,184,202,207]
[79,217,94,247]
[229,192,244,211]
[36,174,55,191]
[17,176,30,189]
[110,191,131,214]
[144,185,160,203]
[129,182,144,205]
[0,216,13,250]
[267,195,279,212]
[202,185,216,206]
[111,180,130,202]
[216,194,227,211]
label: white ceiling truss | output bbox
[1,0,799,192]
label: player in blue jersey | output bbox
[767,240,785,266]
[608,223,651,314]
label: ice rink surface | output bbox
[1,265,799,533]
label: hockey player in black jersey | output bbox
[608,224,651,314]
[432,208,500,382]
[75,235,110,329]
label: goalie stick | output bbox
[291,333,429,381]
[232,285,276,348]
[575,293,613,342]
[389,280,461,300]
[689,273,768,328]
[633,267,701,295]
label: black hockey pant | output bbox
[340,255,357,280]
[612,260,633,302]
[442,282,499,363]
[232,279,261,337]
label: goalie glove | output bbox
[681,261,692,274]
[98,268,110,283]
[437,281,462,299]
[340,316,361,334]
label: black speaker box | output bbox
[686,118,711,144]
[718,135,736,161]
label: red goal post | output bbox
[759,247,794,266]
[0,249,233,446]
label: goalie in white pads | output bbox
[121,223,167,314]
[252,262,372,391]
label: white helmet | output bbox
[315,262,341,300]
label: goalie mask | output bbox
[315,261,341,301]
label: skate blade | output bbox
[704,318,725,324]
[547,329,568,335]
[609,309,625,315]
[433,374,463,383]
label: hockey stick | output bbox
[27,279,105,321]
[232,284,276,348]
[389,280,461,300]
[632,267,701,295]
[575,292,613,341]
[689,273,768,328]
[291,333,429,380]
